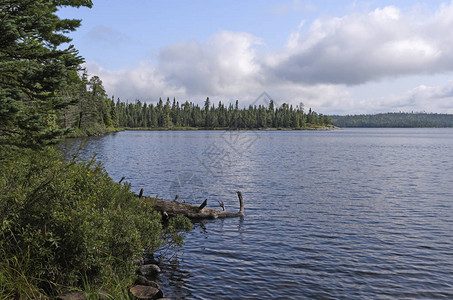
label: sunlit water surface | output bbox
[60,128,453,299]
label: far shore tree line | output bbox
[112,97,333,129]
[329,112,453,128]
[61,82,333,132]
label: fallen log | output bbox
[150,191,244,220]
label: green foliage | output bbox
[57,71,119,137]
[158,215,193,259]
[0,148,190,298]
[114,98,332,129]
[0,2,193,298]
[0,0,93,149]
[330,112,453,128]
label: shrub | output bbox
[0,147,190,298]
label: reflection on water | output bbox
[59,129,453,299]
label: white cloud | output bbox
[388,81,453,113]
[268,3,453,85]
[84,2,453,114]
[84,61,186,101]
[336,80,453,114]
[158,31,263,97]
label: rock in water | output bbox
[138,264,161,277]
[129,285,163,300]
[135,275,160,289]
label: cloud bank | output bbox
[269,5,453,85]
[86,2,453,114]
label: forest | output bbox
[56,73,332,132]
[55,79,333,134]
[112,97,332,129]
[329,113,453,128]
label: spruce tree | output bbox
[0,0,93,149]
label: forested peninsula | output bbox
[330,113,453,128]
[111,98,332,130]
[59,82,333,134]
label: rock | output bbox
[135,275,160,289]
[129,285,163,300]
[57,291,86,300]
[138,264,161,277]
[57,291,111,300]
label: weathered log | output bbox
[149,191,244,220]
[237,191,244,214]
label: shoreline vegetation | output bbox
[1,148,192,299]
[0,1,193,298]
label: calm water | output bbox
[60,128,453,299]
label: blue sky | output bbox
[58,0,453,114]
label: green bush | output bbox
[0,147,191,298]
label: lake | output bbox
[60,128,453,299]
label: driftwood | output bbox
[150,191,244,220]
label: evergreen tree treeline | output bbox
[112,97,332,129]
[60,72,117,136]
[329,112,453,128]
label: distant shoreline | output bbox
[329,112,453,128]
[121,125,339,131]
